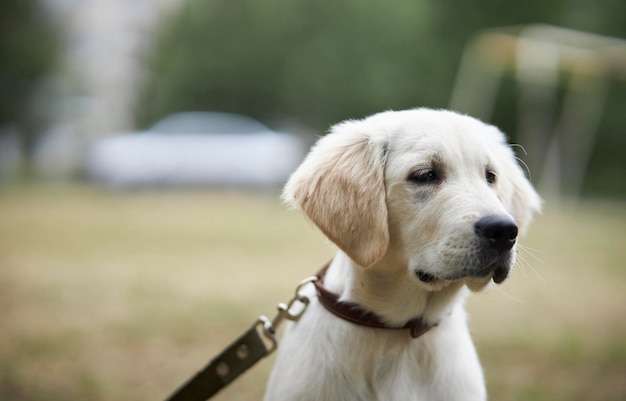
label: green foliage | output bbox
[0,0,59,178]
[0,0,58,126]
[138,0,626,129]
[138,0,626,196]
[138,0,452,130]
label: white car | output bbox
[84,112,307,187]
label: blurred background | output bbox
[1,0,625,400]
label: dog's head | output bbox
[283,109,541,291]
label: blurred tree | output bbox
[137,0,448,130]
[0,0,59,177]
[138,0,626,197]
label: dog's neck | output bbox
[324,251,468,327]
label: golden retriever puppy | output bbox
[265,108,541,401]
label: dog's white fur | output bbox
[265,109,541,401]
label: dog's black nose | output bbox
[474,215,518,252]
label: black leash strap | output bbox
[164,275,319,401]
[165,321,273,401]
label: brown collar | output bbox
[313,263,437,338]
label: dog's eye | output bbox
[486,170,497,185]
[409,169,440,184]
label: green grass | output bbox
[1,184,625,400]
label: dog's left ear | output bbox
[282,120,389,268]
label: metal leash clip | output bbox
[258,275,319,353]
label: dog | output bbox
[264,108,541,401]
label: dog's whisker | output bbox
[515,156,533,181]
[509,143,529,156]
[516,255,535,280]
[514,254,530,279]
[493,285,527,304]
[509,144,533,180]
[517,244,547,265]
[517,242,546,255]
[516,245,546,282]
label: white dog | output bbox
[265,108,541,401]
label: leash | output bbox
[164,275,319,401]
[164,263,437,400]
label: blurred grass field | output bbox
[1,184,625,401]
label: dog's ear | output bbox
[282,120,389,268]
[495,138,542,236]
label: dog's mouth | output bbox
[491,265,509,284]
[415,270,438,283]
[415,264,510,285]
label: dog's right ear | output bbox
[282,120,389,268]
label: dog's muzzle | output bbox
[416,215,519,285]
